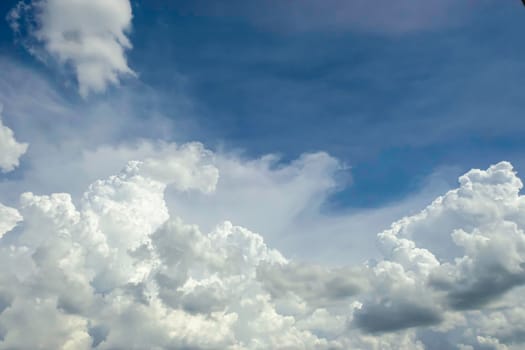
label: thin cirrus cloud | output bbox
[174,0,470,34]
[7,0,134,97]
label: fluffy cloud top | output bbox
[0,138,524,349]
[0,109,28,173]
[8,0,134,97]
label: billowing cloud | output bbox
[0,142,347,349]
[0,108,28,173]
[361,161,525,347]
[0,134,524,348]
[379,162,525,311]
[257,261,366,310]
[8,0,134,97]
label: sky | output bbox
[1,0,525,349]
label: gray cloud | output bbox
[354,300,442,333]
[257,262,366,308]
[430,262,525,310]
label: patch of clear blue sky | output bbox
[1,0,525,209]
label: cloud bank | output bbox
[8,0,134,97]
[0,135,524,349]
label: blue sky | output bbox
[126,0,525,208]
[1,0,525,209]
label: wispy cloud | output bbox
[173,0,472,34]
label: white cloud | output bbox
[0,145,335,349]
[0,141,415,349]
[353,161,525,348]
[376,162,525,313]
[0,133,524,348]
[8,0,134,97]
[0,108,28,173]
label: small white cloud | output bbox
[0,108,28,173]
[8,0,134,97]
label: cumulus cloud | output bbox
[379,162,525,312]
[353,260,443,334]
[363,161,525,348]
[0,108,28,173]
[0,143,346,349]
[0,136,525,348]
[257,262,366,310]
[8,0,134,96]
